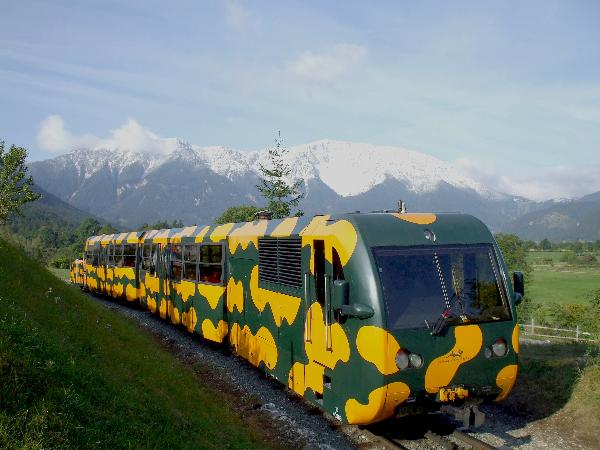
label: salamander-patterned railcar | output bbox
[71,212,522,425]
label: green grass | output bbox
[528,268,600,304]
[527,250,566,264]
[47,266,70,281]
[0,238,270,449]
[507,342,600,448]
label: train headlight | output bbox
[395,349,410,370]
[492,338,508,357]
[484,347,493,359]
[409,353,424,369]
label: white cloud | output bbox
[37,115,177,155]
[37,115,102,153]
[455,157,600,201]
[287,44,367,82]
[225,1,251,31]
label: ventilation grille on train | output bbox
[258,237,302,288]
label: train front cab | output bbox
[338,212,520,426]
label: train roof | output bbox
[85,212,491,249]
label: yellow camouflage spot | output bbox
[389,213,437,225]
[194,225,211,243]
[228,220,269,254]
[249,265,301,327]
[356,326,401,375]
[113,282,124,297]
[125,283,137,301]
[210,222,235,243]
[270,217,299,237]
[288,302,350,396]
[159,299,168,319]
[170,226,200,243]
[229,323,278,370]
[288,361,325,395]
[87,276,98,290]
[198,283,225,310]
[512,324,520,354]
[201,319,229,343]
[169,303,181,324]
[425,325,483,393]
[152,229,171,244]
[174,280,196,303]
[345,382,411,425]
[226,277,244,313]
[495,364,518,401]
[126,232,139,243]
[300,215,358,272]
[304,302,350,367]
[181,307,198,333]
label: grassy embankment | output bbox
[0,238,271,449]
[514,250,600,446]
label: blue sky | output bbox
[1,0,599,200]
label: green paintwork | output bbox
[73,212,519,425]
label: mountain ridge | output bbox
[28,139,581,238]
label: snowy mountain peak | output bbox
[41,138,505,200]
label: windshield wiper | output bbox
[431,308,452,336]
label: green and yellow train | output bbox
[70,211,522,426]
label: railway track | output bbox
[356,414,499,450]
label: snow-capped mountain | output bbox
[28,139,538,228]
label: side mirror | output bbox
[513,271,524,305]
[332,280,349,308]
[340,303,374,319]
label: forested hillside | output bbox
[0,185,116,267]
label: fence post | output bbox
[531,318,535,335]
[576,325,580,342]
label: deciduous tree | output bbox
[495,233,533,281]
[0,141,40,224]
[215,205,260,224]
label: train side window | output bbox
[171,244,183,280]
[332,248,345,281]
[150,244,158,276]
[89,246,100,266]
[183,245,199,282]
[115,245,124,267]
[142,243,151,271]
[85,250,93,265]
[108,244,115,267]
[199,244,223,284]
[123,244,137,268]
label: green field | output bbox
[527,251,600,305]
[528,268,600,304]
[528,250,566,264]
[0,238,273,449]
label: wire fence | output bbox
[519,319,598,343]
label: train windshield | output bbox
[372,244,511,330]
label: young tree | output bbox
[0,141,40,224]
[495,233,533,281]
[215,205,260,224]
[256,132,304,219]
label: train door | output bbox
[98,244,106,294]
[156,244,169,317]
[312,239,336,348]
[305,239,346,405]
[106,243,115,296]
